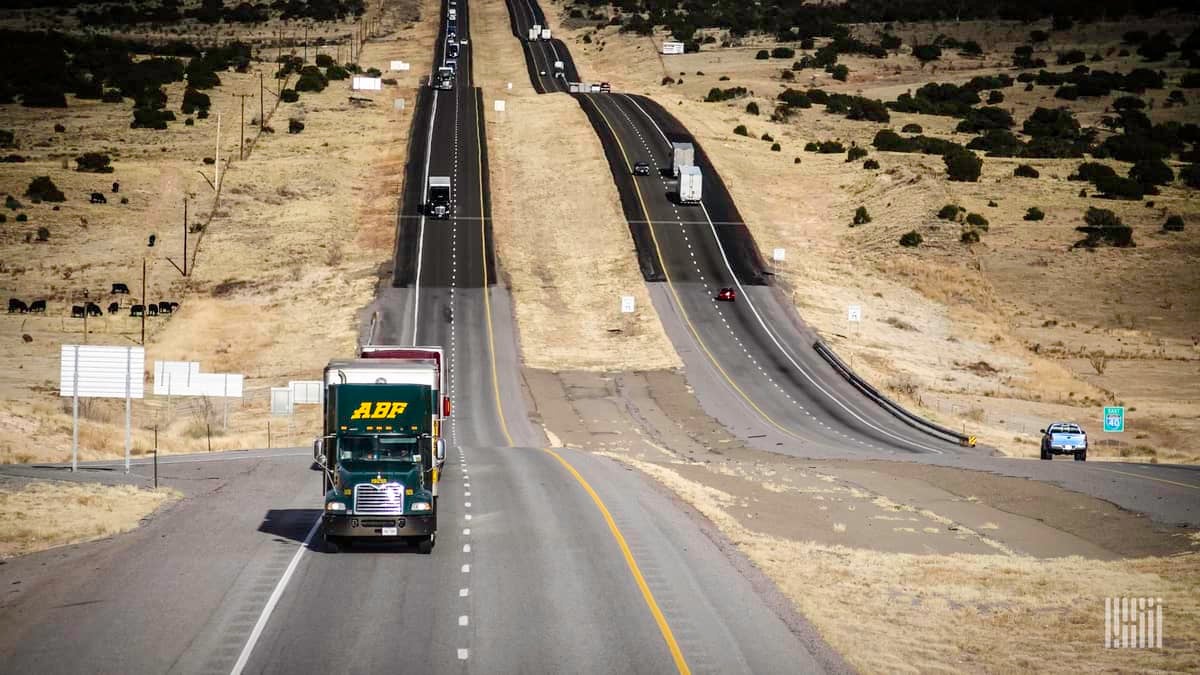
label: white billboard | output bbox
[390,60,410,71]
[60,345,145,399]
[352,76,383,91]
[271,387,293,415]
[662,41,685,55]
[153,361,243,397]
[289,380,323,405]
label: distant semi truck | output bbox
[678,165,703,204]
[528,24,541,41]
[671,142,694,178]
[553,60,565,77]
[427,176,451,218]
[541,28,551,39]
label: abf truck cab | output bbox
[316,381,439,553]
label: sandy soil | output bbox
[0,0,434,462]
[547,4,1200,461]
[0,478,178,559]
[472,0,679,371]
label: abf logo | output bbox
[350,401,409,420]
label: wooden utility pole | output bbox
[141,258,146,345]
[233,92,254,159]
[303,24,308,63]
[183,197,188,276]
[259,72,265,126]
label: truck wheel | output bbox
[1075,450,1086,462]
[324,534,340,554]
[1040,447,1050,460]
[417,535,434,555]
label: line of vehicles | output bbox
[433,1,461,90]
[629,141,704,205]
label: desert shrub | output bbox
[0,130,14,148]
[761,132,774,142]
[966,129,1024,156]
[1128,158,1174,186]
[756,50,769,60]
[828,64,849,81]
[937,204,963,220]
[960,229,981,244]
[804,142,819,152]
[21,85,68,108]
[956,106,1014,133]
[718,75,730,81]
[1162,215,1184,231]
[847,146,867,161]
[315,54,334,68]
[365,67,382,78]
[863,159,879,169]
[295,65,327,92]
[986,90,1004,105]
[1182,164,1200,188]
[1070,162,1116,182]
[101,89,123,103]
[824,93,889,122]
[1024,207,1045,221]
[75,152,113,173]
[965,212,989,230]
[5,195,21,210]
[1022,107,1080,140]
[705,86,747,102]
[1057,49,1086,65]
[54,123,65,133]
[1014,164,1039,178]
[1182,73,1200,89]
[900,123,922,134]
[35,226,49,241]
[1094,175,1145,200]
[25,176,65,202]
[1076,207,1134,247]
[1,154,25,163]
[770,142,781,151]
[288,118,305,134]
[818,141,845,153]
[1098,134,1168,162]
[794,157,802,163]
[0,214,4,223]
[733,125,749,136]
[912,44,941,63]
[806,88,830,105]
[777,89,812,108]
[745,101,759,115]
[326,65,350,80]
[780,69,795,81]
[131,107,173,129]
[180,87,210,115]
[1113,96,1146,111]
[944,149,982,182]
[16,213,28,222]
[899,230,923,247]
[852,206,871,225]
[771,47,795,59]
[280,89,299,103]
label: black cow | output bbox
[146,305,158,317]
[8,298,27,313]
[159,301,176,314]
[85,302,102,317]
[107,301,120,314]
[130,304,144,317]
[111,283,129,294]
[29,299,46,313]
[71,305,85,318]
[169,301,179,312]
[148,234,156,247]
[90,192,107,204]
[112,181,120,193]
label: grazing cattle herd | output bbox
[7,282,178,323]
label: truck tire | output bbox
[1040,446,1050,460]
[1075,449,1086,461]
[324,534,340,554]
[417,535,434,555]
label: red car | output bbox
[716,287,736,302]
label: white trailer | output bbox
[528,24,541,41]
[541,28,551,40]
[671,142,694,177]
[679,165,703,204]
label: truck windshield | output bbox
[339,436,423,462]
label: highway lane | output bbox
[506,0,576,93]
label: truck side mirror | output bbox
[1038,429,1045,434]
[436,438,446,463]
[313,438,326,465]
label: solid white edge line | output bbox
[229,515,321,675]
[619,94,945,455]
[412,88,441,345]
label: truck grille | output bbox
[354,483,404,515]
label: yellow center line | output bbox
[580,95,809,445]
[477,88,515,448]
[543,447,690,675]
[1090,465,1200,491]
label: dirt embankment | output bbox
[472,0,679,371]
[0,0,435,463]
[546,4,1200,461]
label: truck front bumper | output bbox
[323,513,435,538]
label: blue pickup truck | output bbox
[1040,422,1088,461]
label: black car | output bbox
[633,161,651,176]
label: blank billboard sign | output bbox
[290,380,323,405]
[352,76,383,91]
[60,345,145,399]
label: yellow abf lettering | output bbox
[350,401,408,420]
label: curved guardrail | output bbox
[813,340,976,447]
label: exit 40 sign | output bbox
[1103,406,1125,433]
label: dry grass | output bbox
[0,0,433,462]
[613,454,1200,674]
[0,481,179,558]
[552,7,1200,459]
[474,0,679,371]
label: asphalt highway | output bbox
[0,1,849,673]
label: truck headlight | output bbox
[410,502,431,512]
[325,502,347,512]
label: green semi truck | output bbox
[315,379,440,553]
